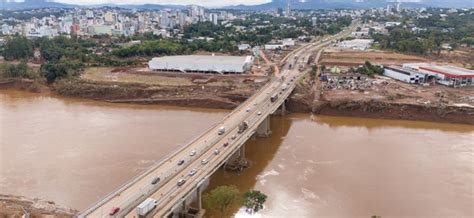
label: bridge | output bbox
[78,26,354,218]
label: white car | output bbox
[189,169,197,176]
[246,107,251,112]
[190,150,196,156]
[201,159,209,165]
[257,111,262,116]
[214,149,220,155]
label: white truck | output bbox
[137,198,157,217]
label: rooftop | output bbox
[150,55,251,65]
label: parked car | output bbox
[151,177,160,185]
[177,179,186,186]
[201,159,209,165]
[177,160,185,166]
[190,150,196,156]
[109,207,120,216]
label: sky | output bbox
[52,0,272,7]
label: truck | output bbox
[270,94,278,102]
[238,121,249,134]
[137,198,157,217]
[282,84,288,91]
[218,126,225,135]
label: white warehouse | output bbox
[148,55,254,74]
[383,65,426,84]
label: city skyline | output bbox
[52,0,271,7]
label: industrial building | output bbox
[403,63,474,87]
[383,65,426,84]
[148,55,254,74]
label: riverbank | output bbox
[1,75,473,125]
[0,194,77,217]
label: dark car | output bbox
[109,207,120,216]
[177,159,185,166]
[223,142,229,147]
[151,177,160,185]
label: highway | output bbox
[78,23,356,218]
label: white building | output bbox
[238,44,251,51]
[149,55,254,74]
[282,38,295,47]
[264,44,283,50]
[403,63,474,87]
[383,65,426,84]
[336,39,373,50]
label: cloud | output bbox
[53,0,271,7]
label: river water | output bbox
[1,90,473,217]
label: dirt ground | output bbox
[286,71,474,124]
[321,75,474,107]
[319,49,428,67]
[0,194,76,218]
[319,48,473,69]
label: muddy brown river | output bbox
[1,90,473,217]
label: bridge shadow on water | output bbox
[196,115,293,216]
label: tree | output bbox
[3,36,33,60]
[243,190,267,214]
[309,65,318,79]
[204,186,241,218]
[41,60,83,83]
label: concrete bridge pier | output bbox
[274,100,287,116]
[177,185,205,218]
[256,115,272,137]
[223,144,248,171]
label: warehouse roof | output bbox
[150,55,251,66]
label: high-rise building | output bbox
[211,13,219,25]
[285,0,290,17]
[277,8,283,16]
[311,17,317,26]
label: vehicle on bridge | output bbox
[177,159,185,166]
[189,169,197,176]
[190,150,196,156]
[177,179,186,186]
[238,121,249,134]
[271,94,278,102]
[151,177,160,185]
[218,126,226,135]
[137,198,157,217]
[282,84,288,91]
[214,149,220,155]
[201,159,209,165]
[223,142,229,147]
[109,207,120,216]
